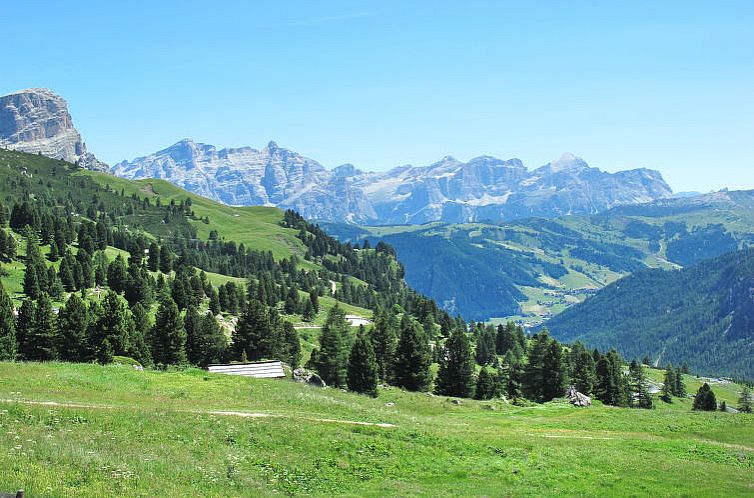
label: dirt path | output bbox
[0,398,396,429]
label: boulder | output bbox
[566,386,591,407]
[292,368,326,388]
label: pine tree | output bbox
[660,366,675,403]
[197,312,228,367]
[435,328,475,398]
[184,305,202,365]
[57,293,89,362]
[23,293,57,361]
[393,315,432,392]
[0,280,17,360]
[151,296,187,366]
[233,299,275,361]
[369,309,399,383]
[282,321,301,368]
[347,327,379,397]
[569,341,596,396]
[314,305,351,388]
[693,383,717,411]
[524,330,566,402]
[737,385,753,413]
[474,368,496,400]
[302,298,315,322]
[674,367,687,398]
[129,302,153,367]
[628,360,653,409]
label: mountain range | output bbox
[113,141,673,224]
[1,88,673,225]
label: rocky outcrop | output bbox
[113,139,375,223]
[0,89,108,171]
[566,386,591,407]
[292,368,326,387]
[115,141,672,224]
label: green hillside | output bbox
[1,362,752,497]
[546,249,754,380]
[324,190,754,323]
[79,171,309,262]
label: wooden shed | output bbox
[207,360,285,379]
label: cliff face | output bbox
[0,88,108,171]
[115,141,673,224]
[112,139,375,222]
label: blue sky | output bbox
[2,1,753,191]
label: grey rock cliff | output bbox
[0,88,109,171]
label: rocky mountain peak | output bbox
[0,88,109,171]
[545,153,590,174]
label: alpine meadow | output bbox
[1,2,753,497]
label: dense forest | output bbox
[546,249,754,380]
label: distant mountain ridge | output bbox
[115,140,673,224]
[0,88,108,171]
[0,88,674,224]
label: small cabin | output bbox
[207,360,285,379]
[345,314,371,327]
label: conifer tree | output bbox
[282,321,301,368]
[474,368,496,400]
[314,305,351,388]
[660,366,675,403]
[369,309,399,383]
[151,295,186,366]
[184,305,202,365]
[347,327,379,397]
[435,328,475,398]
[0,280,17,360]
[302,298,315,322]
[233,299,273,361]
[569,341,596,395]
[393,315,432,392]
[23,293,57,361]
[57,293,89,362]
[628,360,653,409]
[692,383,717,411]
[737,385,752,413]
[674,367,687,397]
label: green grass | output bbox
[79,172,312,264]
[0,362,751,497]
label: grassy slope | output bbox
[79,171,312,264]
[0,362,751,497]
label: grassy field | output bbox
[78,171,312,264]
[0,362,751,497]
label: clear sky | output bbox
[2,1,753,192]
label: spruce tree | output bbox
[474,368,496,400]
[369,309,399,383]
[314,305,351,388]
[233,299,274,361]
[737,385,752,413]
[393,315,432,392]
[628,360,653,409]
[347,327,379,397]
[674,367,687,398]
[197,312,228,366]
[0,280,17,360]
[692,383,717,411]
[184,305,202,365]
[23,293,57,361]
[151,296,187,366]
[282,321,301,368]
[435,328,475,398]
[57,293,89,362]
[661,365,676,402]
[569,341,596,395]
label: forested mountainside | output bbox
[0,148,450,371]
[546,249,754,379]
[324,190,754,321]
[0,148,695,407]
